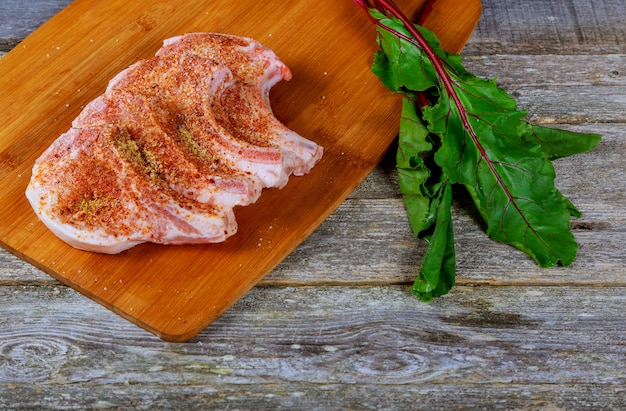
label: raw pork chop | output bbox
[26,33,323,254]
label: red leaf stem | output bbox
[414,0,438,25]
[414,0,438,108]
[355,0,527,229]
[355,1,473,139]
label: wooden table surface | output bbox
[1,0,624,409]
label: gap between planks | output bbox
[3,276,626,288]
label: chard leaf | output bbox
[522,123,601,160]
[396,97,434,235]
[355,2,601,298]
[412,179,455,302]
[372,14,594,268]
[423,73,579,267]
[397,97,456,300]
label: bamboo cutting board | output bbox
[0,0,481,341]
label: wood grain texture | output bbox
[1,285,625,409]
[465,0,626,54]
[0,0,68,51]
[1,0,625,409]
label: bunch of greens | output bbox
[354,1,601,301]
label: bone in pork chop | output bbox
[26,33,323,254]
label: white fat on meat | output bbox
[26,33,323,254]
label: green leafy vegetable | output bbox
[355,0,601,300]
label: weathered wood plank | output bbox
[463,55,625,88]
[2,204,624,287]
[0,0,69,51]
[465,0,626,55]
[1,284,624,409]
[461,55,626,123]
[4,384,624,411]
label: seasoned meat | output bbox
[157,33,322,179]
[26,33,323,254]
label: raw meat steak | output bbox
[26,33,323,254]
